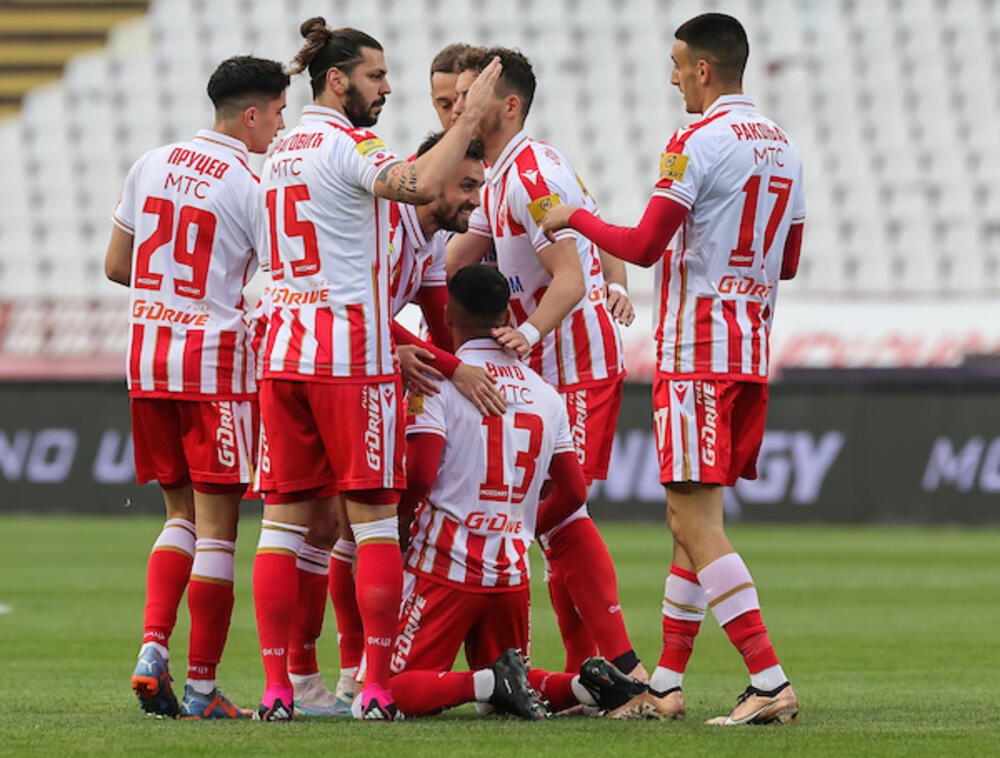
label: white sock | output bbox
[570,675,597,706]
[472,669,495,702]
[186,677,215,695]
[140,641,169,661]
[750,664,787,693]
[289,671,321,687]
[650,665,684,692]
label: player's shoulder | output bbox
[519,139,577,184]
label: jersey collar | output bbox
[703,94,756,119]
[301,104,353,130]
[487,129,530,186]
[398,201,428,250]
[456,337,505,357]
[193,129,249,163]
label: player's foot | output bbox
[350,683,402,721]
[488,649,549,721]
[179,685,252,719]
[647,686,686,720]
[626,662,651,684]
[292,673,351,717]
[705,682,799,726]
[578,656,659,720]
[131,646,180,718]
[334,668,357,709]
[254,684,294,722]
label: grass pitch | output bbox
[1,515,998,757]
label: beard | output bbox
[344,82,384,127]
[433,202,475,233]
[475,108,502,142]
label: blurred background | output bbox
[0,0,997,522]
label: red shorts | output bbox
[560,376,623,484]
[652,376,768,486]
[130,397,258,490]
[390,573,529,675]
[259,378,405,494]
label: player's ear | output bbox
[504,93,520,120]
[327,67,348,95]
[243,105,258,129]
[698,59,710,84]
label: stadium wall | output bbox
[1,379,998,524]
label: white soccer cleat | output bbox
[705,682,799,726]
[292,673,351,717]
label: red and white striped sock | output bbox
[329,538,364,671]
[141,517,195,653]
[253,519,308,693]
[288,543,331,677]
[698,552,786,691]
[186,538,236,694]
[651,563,706,692]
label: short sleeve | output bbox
[406,385,448,438]
[335,129,399,194]
[790,156,806,224]
[652,130,707,211]
[511,155,583,254]
[467,203,491,239]
[112,155,144,234]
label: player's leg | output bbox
[541,540,597,671]
[129,398,192,718]
[327,496,364,706]
[288,492,346,716]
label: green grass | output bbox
[1,516,998,756]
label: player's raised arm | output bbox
[373,58,501,204]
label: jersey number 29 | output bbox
[134,197,216,299]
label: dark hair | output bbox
[290,17,383,98]
[415,130,484,161]
[448,265,510,327]
[430,42,471,78]
[674,13,749,84]
[456,46,536,119]
[207,56,289,116]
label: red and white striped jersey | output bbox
[405,338,574,591]
[113,130,260,400]
[388,203,447,316]
[259,105,398,382]
[652,95,805,381]
[468,131,624,389]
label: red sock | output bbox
[545,561,597,672]
[722,610,779,674]
[288,568,328,676]
[389,671,474,716]
[329,543,364,669]
[527,669,577,711]
[354,541,403,689]
[187,578,234,683]
[659,617,701,673]
[253,552,299,690]
[142,549,192,647]
[546,518,632,660]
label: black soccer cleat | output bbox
[489,649,549,721]
[578,656,658,719]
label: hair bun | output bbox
[300,16,329,40]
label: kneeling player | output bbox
[387,266,657,719]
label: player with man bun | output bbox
[106,55,289,719]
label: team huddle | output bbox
[106,12,804,725]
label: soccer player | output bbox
[252,17,501,721]
[105,56,289,719]
[541,13,804,725]
[429,43,470,130]
[446,47,649,687]
[389,265,654,720]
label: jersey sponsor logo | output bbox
[356,137,390,163]
[718,275,774,300]
[526,193,560,224]
[213,401,237,468]
[164,172,212,199]
[270,287,330,306]
[695,381,718,466]
[166,148,230,179]
[659,152,688,182]
[464,511,524,534]
[363,385,383,471]
[391,593,427,673]
[570,389,587,465]
[132,299,210,326]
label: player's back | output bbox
[653,96,805,380]
[113,130,260,398]
[406,338,574,589]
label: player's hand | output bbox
[461,57,503,123]
[540,204,579,242]
[491,325,532,357]
[397,344,445,395]
[606,284,635,326]
[452,362,507,417]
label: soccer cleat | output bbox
[350,683,402,721]
[647,686,686,720]
[488,649,549,721]
[255,684,294,722]
[578,657,659,720]
[705,682,799,726]
[179,685,252,719]
[293,674,352,718]
[333,669,357,710]
[131,646,180,718]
